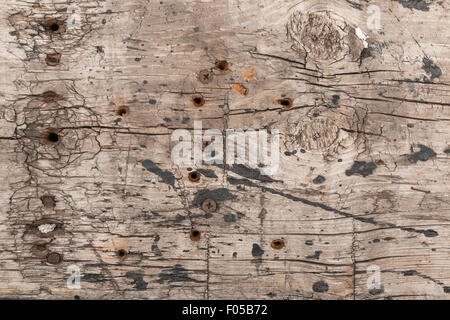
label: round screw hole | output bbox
[188,171,201,182]
[50,23,59,32]
[271,239,285,250]
[116,249,128,259]
[46,252,63,265]
[276,98,293,110]
[190,230,201,242]
[47,132,59,143]
[216,60,229,72]
[191,95,205,107]
[115,106,129,118]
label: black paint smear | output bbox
[227,176,438,238]
[312,280,329,293]
[142,159,176,188]
[223,213,236,222]
[214,163,276,182]
[393,0,435,11]
[407,145,436,163]
[332,94,340,105]
[196,168,218,178]
[346,0,362,10]
[306,250,322,260]
[284,150,297,156]
[251,243,264,257]
[403,269,448,293]
[422,57,442,82]
[444,148,450,154]
[82,273,107,283]
[313,175,326,184]
[191,188,236,207]
[157,264,203,284]
[125,271,148,290]
[345,161,377,177]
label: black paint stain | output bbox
[191,188,236,207]
[369,286,384,295]
[332,94,340,105]
[251,243,264,257]
[407,145,436,163]
[393,0,435,11]
[444,148,450,154]
[312,280,329,293]
[227,176,438,238]
[215,163,276,182]
[142,159,176,188]
[305,240,313,246]
[125,271,148,290]
[223,213,236,222]
[196,168,218,178]
[345,161,377,177]
[83,273,107,283]
[313,175,326,184]
[157,264,202,284]
[306,250,322,260]
[422,57,442,82]
[284,150,297,156]
[346,0,362,10]
[403,269,448,293]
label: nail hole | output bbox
[115,106,129,118]
[277,98,293,110]
[271,239,285,250]
[46,132,59,143]
[45,19,63,33]
[190,230,201,241]
[191,95,205,107]
[188,171,201,182]
[46,53,61,66]
[41,195,56,209]
[216,60,229,72]
[116,249,128,259]
[31,241,49,257]
[46,252,63,265]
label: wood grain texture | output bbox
[0,0,449,299]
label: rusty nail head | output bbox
[201,199,217,213]
[271,239,285,250]
[46,252,62,265]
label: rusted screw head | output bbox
[201,199,217,213]
[41,195,56,209]
[198,69,213,84]
[190,230,201,242]
[46,53,61,66]
[46,252,62,265]
[271,239,285,250]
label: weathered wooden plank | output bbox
[0,0,449,299]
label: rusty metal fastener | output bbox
[201,199,217,213]
[46,252,62,265]
[198,69,213,84]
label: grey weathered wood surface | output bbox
[0,0,449,299]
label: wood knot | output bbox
[287,12,345,61]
